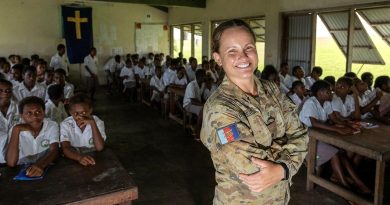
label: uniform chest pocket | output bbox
[247,113,272,147]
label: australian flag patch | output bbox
[217,123,240,145]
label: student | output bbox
[1,62,12,81]
[149,57,161,77]
[30,54,40,67]
[202,60,217,83]
[344,72,357,80]
[22,58,31,68]
[60,93,106,166]
[84,47,99,101]
[202,76,217,101]
[45,84,67,124]
[10,64,23,87]
[134,57,148,80]
[173,66,188,86]
[323,76,336,91]
[50,44,69,75]
[162,56,171,73]
[305,66,322,90]
[52,68,74,101]
[6,96,59,177]
[287,65,306,89]
[104,55,125,93]
[183,69,206,139]
[361,72,374,91]
[260,65,285,93]
[149,66,165,104]
[162,58,179,86]
[288,80,307,112]
[40,69,54,89]
[36,60,47,83]
[120,59,136,100]
[0,79,19,165]
[9,55,16,68]
[299,81,371,194]
[279,62,291,92]
[355,78,382,119]
[186,57,198,82]
[374,76,390,120]
[13,66,46,102]
[331,77,360,120]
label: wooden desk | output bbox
[167,85,186,126]
[307,125,390,205]
[140,78,151,106]
[0,149,138,205]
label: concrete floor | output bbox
[92,89,389,205]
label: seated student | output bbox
[183,69,206,140]
[120,59,136,99]
[323,76,336,91]
[6,96,59,177]
[354,78,382,120]
[1,62,12,81]
[39,69,54,89]
[49,68,74,102]
[0,79,19,165]
[279,62,292,93]
[60,93,106,166]
[134,57,152,80]
[150,66,165,105]
[10,64,23,87]
[332,77,361,121]
[202,60,218,83]
[45,84,68,124]
[186,57,199,82]
[344,72,357,80]
[13,66,46,102]
[36,60,47,84]
[103,55,124,94]
[361,72,374,91]
[288,80,307,112]
[173,66,188,86]
[260,65,285,92]
[30,54,40,67]
[305,66,323,90]
[287,65,306,89]
[162,58,179,87]
[299,81,371,194]
[374,76,390,121]
[202,76,217,101]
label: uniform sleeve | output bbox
[95,117,107,141]
[268,83,308,182]
[299,100,316,127]
[348,95,355,113]
[60,121,72,142]
[47,121,60,144]
[331,97,342,113]
[201,103,266,175]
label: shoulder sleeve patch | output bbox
[217,123,240,145]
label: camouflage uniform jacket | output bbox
[201,76,308,205]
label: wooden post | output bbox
[374,160,385,205]
[180,25,184,57]
[346,9,355,73]
[306,133,317,191]
[310,12,317,71]
[191,24,195,58]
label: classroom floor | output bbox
[92,87,389,205]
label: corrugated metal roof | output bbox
[213,18,265,42]
[358,8,390,46]
[319,12,384,65]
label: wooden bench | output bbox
[0,149,138,205]
[167,85,189,129]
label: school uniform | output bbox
[280,83,290,94]
[279,73,292,89]
[134,65,147,79]
[183,80,205,116]
[13,83,46,102]
[162,68,177,86]
[203,84,217,101]
[299,96,338,166]
[120,66,136,89]
[287,76,306,89]
[149,75,165,102]
[331,94,355,118]
[49,53,69,75]
[14,119,59,165]
[185,67,197,82]
[45,100,68,124]
[83,54,99,92]
[60,115,106,149]
[289,93,306,113]
[173,76,188,86]
[44,82,74,101]
[104,58,125,83]
[0,100,19,163]
[305,76,316,90]
[143,66,154,78]
[206,70,218,83]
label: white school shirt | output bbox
[83,55,98,77]
[120,66,136,84]
[44,82,74,101]
[186,67,197,82]
[183,80,205,108]
[173,76,188,86]
[60,115,106,148]
[280,73,292,89]
[50,53,69,75]
[0,100,19,163]
[203,84,217,101]
[13,83,46,102]
[162,68,177,86]
[305,76,316,90]
[331,94,355,118]
[15,119,59,164]
[150,75,165,92]
[206,70,218,83]
[45,100,68,124]
[144,66,154,77]
[289,93,304,107]
[104,58,125,73]
[359,90,377,119]
[299,96,333,127]
[287,76,306,89]
[134,65,147,79]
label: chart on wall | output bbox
[135,23,169,55]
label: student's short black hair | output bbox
[195,69,206,79]
[8,55,15,60]
[0,79,13,88]
[311,80,331,97]
[31,54,39,60]
[68,93,93,110]
[202,60,209,66]
[22,66,37,75]
[171,58,180,66]
[125,59,132,64]
[260,65,278,80]
[344,72,357,79]
[324,76,336,86]
[90,47,96,52]
[0,57,6,64]
[280,62,288,68]
[292,66,303,75]
[177,66,185,72]
[57,44,65,50]
[45,69,54,74]
[22,58,30,66]
[139,57,146,63]
[54,68,66,76]
[337,76,353,87]
[188,57,196,63]
[312,66,323,75]
[361,72,373,82]
[374,76,390,89]
[18,96,45,114]
[12,64,24,71]
[292,80,305,90]
[48,84,64,101]
[114,55,121,61]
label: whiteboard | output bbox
[135,24,169,55]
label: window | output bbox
[170,23,203,61]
